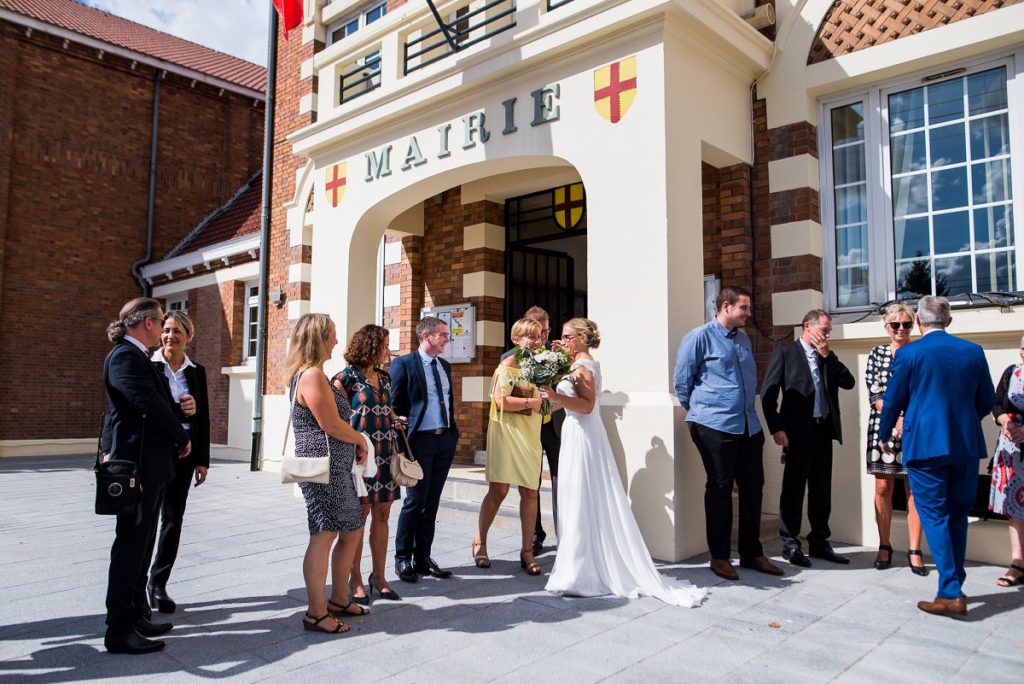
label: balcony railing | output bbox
[547,0,574,9]
[403,0,517,76]
[339,51,382,103]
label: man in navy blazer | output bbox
[879,296,995,617]
[390,316,460,582]
[102,298,191,654]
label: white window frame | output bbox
[165,296,188,314]
[819,49,1024,311]
[242,280,260,362]
[326,1,387,46]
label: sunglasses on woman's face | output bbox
[888,321,913,330]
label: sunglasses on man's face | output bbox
[888,321,913,330]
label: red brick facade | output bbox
[0,20,263,441]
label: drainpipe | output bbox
[131,69,163,295]
[251,6,278,471]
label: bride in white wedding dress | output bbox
[541,318,706,607]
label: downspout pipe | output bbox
[131,69,163,295]
[251,6,278,471]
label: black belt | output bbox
[418,427,449,435]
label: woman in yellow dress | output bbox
[472,317,545,575]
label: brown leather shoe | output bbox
[739,555,785,576]
[917,596,967,617]
[710,558,739,581]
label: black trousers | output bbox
[395,429,456,563]
[689,423,765,560]
[535,416,562,536]
[778,421,834,552]
[149,461,196,588]
[105,480,166,635]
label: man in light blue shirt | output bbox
[674,286,782,581]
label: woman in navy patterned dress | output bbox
[286,313,371,634]
[333,325,402,604]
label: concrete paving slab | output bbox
[2,455,1023,683]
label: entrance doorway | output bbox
[504,183,587,336]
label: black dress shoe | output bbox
[414,558,452,578]
[532,529,547,555]
[809,545,850,564]
[783,548,812,567]
[104,631,166,654]
[133,616,173,637]
[396,559,419,583]
[148,585,177,614]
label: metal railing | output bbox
[547,0,574,10]
[340,52,382,103]
[403,0,516,75]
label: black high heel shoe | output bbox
[907,549,929,576]
[368,572,402,601]
[874,544,893,570]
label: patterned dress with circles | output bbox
[990,363,1024,520]
[291,373,363,534]
[336,367,400,504]
[865,344,907,476]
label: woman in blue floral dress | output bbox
[333,324,401,604]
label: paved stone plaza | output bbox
[1,454,1022,682]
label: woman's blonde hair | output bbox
[284,313,333,382]
[510,317,542,342]
[563,317,601,349]
[882,302,915,324]
[164,310,195,339]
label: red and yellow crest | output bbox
[325,162,347,208]
[594,56,637,124]
[553,183,585,229]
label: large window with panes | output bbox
[326,1,387,45]
[242,281,259,362]
[820,54,1022,310]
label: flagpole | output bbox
[251,1,278,471]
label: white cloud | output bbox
[82,0,270,66]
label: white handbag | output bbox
[280,375,331,484]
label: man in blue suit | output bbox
[878,296,995,617]
[391,316,460,582]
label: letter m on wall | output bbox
[364,145,393,182]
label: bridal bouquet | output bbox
[515,346,573,417]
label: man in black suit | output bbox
[102,298,191,654]
[391,316,460,582]
[500,305,562,553]
[762,309,855,567]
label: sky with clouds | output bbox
[81,0,270,66]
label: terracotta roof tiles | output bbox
[0,0,266,92]
[167,172,263,258]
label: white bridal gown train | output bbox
[545,359,706,607]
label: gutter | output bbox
[131,69,163,296]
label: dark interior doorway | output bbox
[504,183,587,338]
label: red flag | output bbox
[273,0,303,39]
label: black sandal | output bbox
[907,549,929,576]
[327,598,370,617]
[302,612,349,633]
[996,563,1024,587]
[874,544,893,570]
[369,572,402,601]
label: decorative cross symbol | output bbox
[594,61,636,124]
[326,165,347,207]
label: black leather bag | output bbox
[95,457,141,516]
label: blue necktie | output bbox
[431,359,449,428]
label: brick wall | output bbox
[0,22,264,440]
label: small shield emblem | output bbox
[594,56,637,124]
[553,183,585,229]
[325,162,347,208]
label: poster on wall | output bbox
[421,303,476,363]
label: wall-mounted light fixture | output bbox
[269,289,286,308]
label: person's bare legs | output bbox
[303,531,344,631]
[474,482,510,554]
[518,486,539,566]
[905,479,926,571]
[368,501,395,591]
[349,503,370,600]
[329,529,367,615]
[874,475,894,565]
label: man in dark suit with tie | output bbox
[102,298,191,654]
[762,309,855,567]
[391,315,460,582]
[879,296,995,617]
